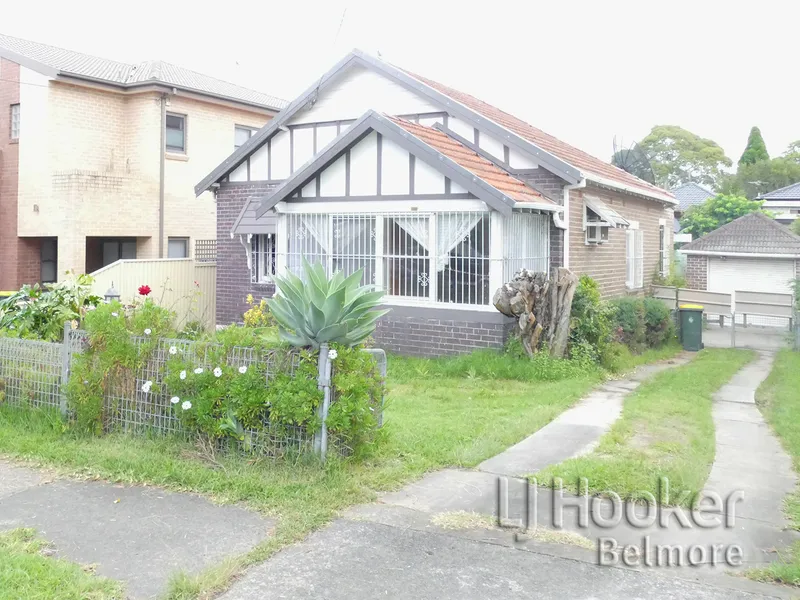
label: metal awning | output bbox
[584,196,629,228]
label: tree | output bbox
[738,126,770,166]
[679,194,766,238]
[783,140,800,164]
[719,157,800,199]
[638,125,732,189]
[791,219,800,237]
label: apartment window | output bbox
[626,226,644,289]
[168,238,189,258]
[252,234,276,282]
[41,238,57,283]
[235,125,257,149]
[102,239,137,267]
[10,103,20,140]
[165,113,186,153]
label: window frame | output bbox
[584,206,610,245]
[251,233,277,283]
[625,223,644,290]
[658,221,668,277]
[234,125,258,149]
[40,238,57,284]
[10,103,20,140]
[167,237,190,259]
[165,112,187,154]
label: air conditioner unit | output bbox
[585,223,609,244]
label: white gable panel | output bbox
[509,148,537,169]
[316,124,338,150]
[229,161,248,182]
[380,137,410,195]
[271,130,290,179]
[349,132,378,196]
[320,154,347,197]
[289,65,440,125]
[293,127,314,172]
[415,158,446,194]
[478,131,506,164]
[250,144,269,180]
[448,116,475,142]
[451,180,468,194]
[301,178,317,198]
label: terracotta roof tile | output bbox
[404,70,673,201]
[389,117,552,205]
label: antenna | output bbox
[611,136,656,185]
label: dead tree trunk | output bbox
[493,267,579,358]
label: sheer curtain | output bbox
[436,213,481,271]
[392,216,429,251]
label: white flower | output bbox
[169,346,177,355]
[328,349,338,360]
[238,366,247,374]
[179,370,187,380]
[111,312,118,317]
[213,367,223,378]
[141,380,152,393]
[144,328,152,336]
[194,368,203,375]
[170,396,180,404]
[181,401,192,410]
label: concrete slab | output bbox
[713,402,764,424]
[0,460,46,501]
[0,477,274,599]
[219,519,784,600]
[704,327,789,351]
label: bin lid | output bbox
[679,303,704,310]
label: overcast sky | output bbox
[7,0,798,166]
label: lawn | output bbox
[0,345,679,599]
[747,350,800,586]
[534,348,754,504]
[0,528,123,600]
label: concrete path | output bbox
[0,460,274,599]
[478,353,693,477]
[704,326,790,351]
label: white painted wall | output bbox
[380,137,410,195]
[293,127,314,171]
[349,131,378,196]
[319,154,347,196]
[447,116,474,143]
[270,130,290,179]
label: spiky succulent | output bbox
[268,258,389,349]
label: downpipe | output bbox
[562,179,586,269]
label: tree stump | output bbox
[493,267,579,358]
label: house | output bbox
[0,33,287,291]
[196,50,676,356]
[757,182,800,225]
[681,212,800,295]
[671,182,715,233]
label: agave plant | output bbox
[268,258,389,348]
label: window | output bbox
[585,207,610,244]
[40,238,57,283]
[503,212,550,282]
[165,113,186,153]
[658,223,668,277]
[235,126,257,149]
[168,238,189,258]
[252,234,276,282]
[10,103,20,140]
[626,226,644,289]
[102,239,137,267]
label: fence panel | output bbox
[652,285,677,310]
[677,289,732,314]
[0,337,62,410]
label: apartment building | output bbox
[0,33,286,289]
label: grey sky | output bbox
[8,0,798,168]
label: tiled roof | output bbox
[757,181,800,200]
[390,117,551,205]
[681,212,800,255]
[0,33,288,111]
[403,70,674,203]
[671,182,716,211]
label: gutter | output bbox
[679,250,800,259]
[159,94,167,258]
[562,180,587,269]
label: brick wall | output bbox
[374,305,513,357]
[568,184,674,298]
[517,170,568,274]
[685,254,708,290]
[216,181,280,325]
[0,58,22,289]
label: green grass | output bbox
[0,346,680,599]
[0,528,124,600]
[747,350,800,586]
[535,348,754,504]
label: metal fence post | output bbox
[313,343,332,460]
[731,312,736,348]
[59,322,71,418]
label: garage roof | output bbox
[681,212,800,256]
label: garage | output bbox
[708,256,795,295]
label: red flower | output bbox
[138,285,151,296]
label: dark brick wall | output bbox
[374,305,513,357]
[685,254,708,290]
[0,59,22,290]
[517,170,567,274]
[215,181,280,325]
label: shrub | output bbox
[643,298,675,347]
[568,275,613,363]
[599,341,634,373]
[609,297,646,353]
[242,294,275,329]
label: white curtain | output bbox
[302,215,330,254]
[436,213,481,271]
[392,216,430,251]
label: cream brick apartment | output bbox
[0,33,286,289]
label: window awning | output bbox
[584,196,629,228]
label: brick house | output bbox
[0,33,286,290]
[196,50,676,356]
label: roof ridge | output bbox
[758,180,800,199]
[0,31,133,69]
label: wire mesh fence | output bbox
[0,328,385,460]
